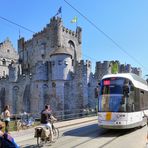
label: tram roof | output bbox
[102,73,148,91]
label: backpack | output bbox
[34,127,42,138]
[41,127,50,139]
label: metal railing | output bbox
[0,108,97,131]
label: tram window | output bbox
[140,91,144,94]
[123,85,129,94]
[130,85,134,91]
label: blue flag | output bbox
[55,7,62,16]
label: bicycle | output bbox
[35,120,59,146]
[16,117,35,131]
[51,120,59,140]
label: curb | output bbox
[57,118,97,129]
[13,116,97,143]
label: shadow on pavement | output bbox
[20,145,36,148]
[63,123,140,138]
[21,143,53,148]
[63,123,102,137]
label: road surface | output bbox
[18,120,147,148]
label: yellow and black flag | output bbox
[111,61,119,74]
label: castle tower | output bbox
[17,16,82,74]
[50,46,73,111]
[73,60,93,110]
[49,17,62,47]
[95,61,111,81]
[0,38,18,77]
[8,63,21,82]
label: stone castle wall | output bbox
[18,17,82,74]
[0,17,142,114]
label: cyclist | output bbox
[40,105,57,142]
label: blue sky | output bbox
[0,0,148,77]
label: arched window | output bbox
[23,85,30,113]
[2,59,6,65]
[68,40,75,49]
[52,82,56,88]
[13,86,19,113]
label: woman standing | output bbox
[3,105,11,133]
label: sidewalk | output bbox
[11,116,97,143]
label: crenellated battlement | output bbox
[75,60,91,77]
[76,60,91,67]
[22,17,63,45]
[96,61,111,69]
[50,16,62,24]
[33,17,63,38]
[62,27,77,37]
[33,28,46,38]
[24,17,62,42]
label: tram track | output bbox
[96,129,131,148]
[65,129,128,148]
[18,120,144,148]
[50,125,126,148]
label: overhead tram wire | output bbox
[63,0,147,71]
[0,15,98,64]
[0,16,35,34]
[0,7,147,72]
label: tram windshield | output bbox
[99,77,133,112]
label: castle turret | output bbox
[17,37,29,74]
[49,17,63,47]
[8,63,21,82]
[76,27,82,44]
[95,61,111,80]
[125,64,131,73]
[50,46,72,81]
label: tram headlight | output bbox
[117,114,125,119]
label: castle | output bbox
[0,17,141,115]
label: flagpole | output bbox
[61,11,62,19]
[76,20,77,30]
[71,16,78,30]
[19,28,21,39]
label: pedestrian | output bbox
[3,105,11,133]
[0,121,20,147]
[40,104,57,142]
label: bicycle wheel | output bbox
[37,136,41,146]
[52,127,59,140]
[37,136,46,147]
[16,120,22,131]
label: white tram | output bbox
[98,73,148,129]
